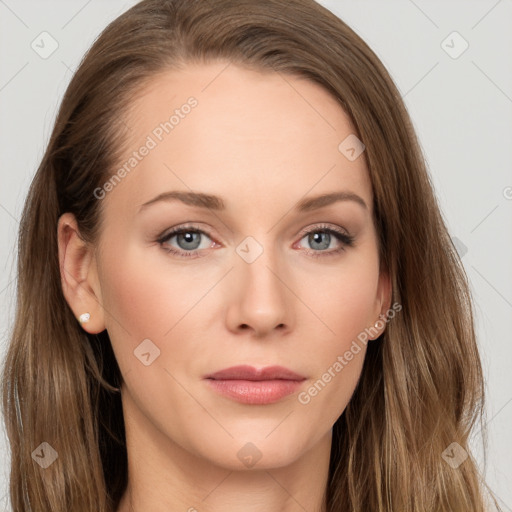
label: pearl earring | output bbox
[79,313,91,324]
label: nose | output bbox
[225,246,294,338]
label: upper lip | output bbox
[205,365,306,381]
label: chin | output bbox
[191,432,316,472]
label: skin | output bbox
[58,61,391,512]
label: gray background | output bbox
[0,0,511,510]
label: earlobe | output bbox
[57,212,106,334]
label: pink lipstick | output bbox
[204,365,306,405]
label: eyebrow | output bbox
[138,190,367,212]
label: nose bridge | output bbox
[228,233,292,334]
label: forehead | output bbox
[105,61,372,218]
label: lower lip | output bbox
[205,379,303,404]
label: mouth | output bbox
[204,365,306,405]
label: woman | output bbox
[1,0,503,510]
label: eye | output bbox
[156,223,355,259]
[157,225,215,258]
[295,224,355,258]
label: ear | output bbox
[369,268,392,340]
[57,212,106,334]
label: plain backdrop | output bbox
[0,1,511,510]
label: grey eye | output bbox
[175,231,203,250]
[304,231,333,251]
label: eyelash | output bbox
[156,223,355,259]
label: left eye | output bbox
[158,228,213,254]
[298,230,339,251]
[294,226,355,257]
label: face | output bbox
[77,61,390,470]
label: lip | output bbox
[204,365,306,405]
[205,365,306,381]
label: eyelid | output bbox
[295,222,351,240]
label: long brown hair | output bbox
[1,0,503,510]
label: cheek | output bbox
[98,246,206,365]
[300,256,380,346]
[297,343,367,426]
[293,266,378,419]
[294,253,379,409]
